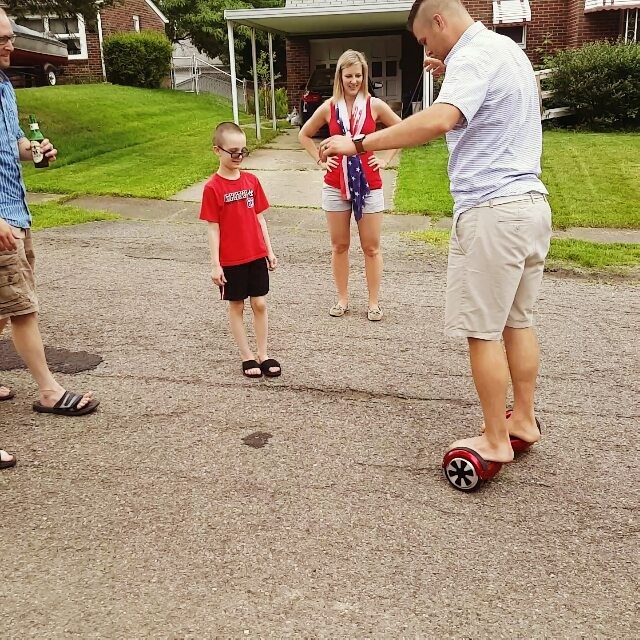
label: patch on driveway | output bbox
[0,340,102,373]
[242,431,273,448]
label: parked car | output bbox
[8,21,68,87]
[299,68,383,136]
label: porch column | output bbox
[268,32,277,131]
[227,20,239,124]
[422,50,433,109]
[251,28,261,141]
[96,12,107,81]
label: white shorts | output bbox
[322,184,385,214]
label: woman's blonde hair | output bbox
[332,50,369,102]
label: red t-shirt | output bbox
[199,171,270,267]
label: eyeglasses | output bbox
[0,35,16,47]
[218,146,250,160]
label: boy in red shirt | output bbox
[200,122,281,378]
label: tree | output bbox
[158,0,286,79]
[4,1,115,18]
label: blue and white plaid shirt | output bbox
[0,71,31,228]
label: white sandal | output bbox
[329,303,349,317]
[367,307,383,322]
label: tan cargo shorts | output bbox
[444,192,552,341]
[0,226,39,320]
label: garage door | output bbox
[309,35,402,104]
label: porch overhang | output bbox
[584,0,640,12]
[224,3,414,37]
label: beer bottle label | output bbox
[31,141,44,164]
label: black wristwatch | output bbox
[353,133,366,154]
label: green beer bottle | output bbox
[28,114,49,169]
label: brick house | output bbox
[225,0,639,116]
[12,0,168,83]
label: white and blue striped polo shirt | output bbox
[0,71,31,228]
[435,22,548,218]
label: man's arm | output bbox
[320,103,463,159]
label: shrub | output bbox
[247,87,289,119]
[103,31,172,89]
[545,41,640,129]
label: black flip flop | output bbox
[242,360,263,378]
[0,386,15,402]
[0,451,17,469]
[33,390,100,416]
[260,358,281,378]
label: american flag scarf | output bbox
[336,94,370,222]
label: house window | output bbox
[16,14,88,60]
[495,25,527,48]
[133,15,141,32]
[623,9,638,43]
[493,0,532,24]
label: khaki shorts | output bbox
[445,193,552,340]
[322,185,385,214]
[0,227,38,320]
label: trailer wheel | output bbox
[43,64,58,86]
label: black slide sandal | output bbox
[242,360,263,378]
[260,358,281,378]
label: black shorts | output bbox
[220,257,269,301]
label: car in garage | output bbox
[299,67,383,137]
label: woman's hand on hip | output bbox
[318,155,339,171]
[368,155,386,171]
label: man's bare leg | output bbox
[9,313,93,409]
[0,318,13,398]
[503,326,542,443]
[449,338,514,462]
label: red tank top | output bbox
[324,97,383,190]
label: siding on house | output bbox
[285,0,623,109]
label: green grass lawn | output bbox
[30,202,119,229]
[16,84,280,199]
[395,131,640,229]
[407,229,640,273]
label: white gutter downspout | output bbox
[96,11,106,81]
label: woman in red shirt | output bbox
[299,50,401,321]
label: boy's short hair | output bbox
[214,122,245,147]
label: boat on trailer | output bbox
[10,21,68,86]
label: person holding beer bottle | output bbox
[0,8,100,470]
[28,114,49,169]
